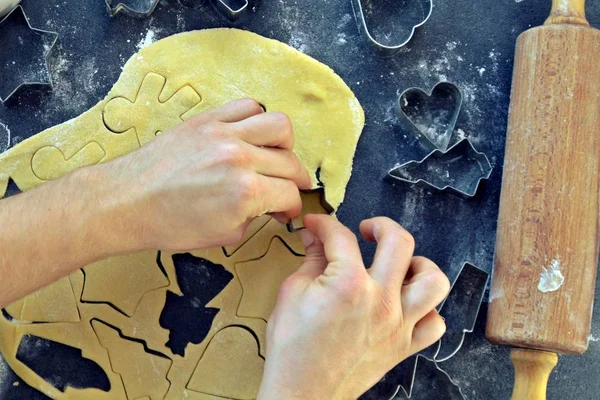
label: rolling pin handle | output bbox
[545,0,589,26]
[510,349,558,400]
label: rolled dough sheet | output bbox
[0,28,365,400]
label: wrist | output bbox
[69,162,141,258]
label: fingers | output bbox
[249,145,312,189]
[360,218,415,293]
[198,98,265,124]
[251,175,303,220]
[409,310,446,355]
[303,215,364,274]
[295,230,328,279]
[401,257,450,325]
[233,111,295,150]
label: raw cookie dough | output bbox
[0,28,364,400]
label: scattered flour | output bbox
[0,353,7,387]
[590,334,599,342]
[0,121,10,152]
[137,29,157,50]
[446,41,458,51]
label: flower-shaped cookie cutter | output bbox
[104,0,161,17]
[350,0,433,56]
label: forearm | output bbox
[0,164,135,308]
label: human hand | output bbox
[258,215,450,400]
[95,98,312,252]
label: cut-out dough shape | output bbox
[92,320,172,400]
[235,238,304,321]
[103,72,202,146]
[0,28,364,399]
[31,143,106,181]
[290,189,334,231]
[5,275,80,323]
[82,251,169,317]
[224,214,271,256]
[187,326,264,399]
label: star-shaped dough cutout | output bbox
[0,6,58,103]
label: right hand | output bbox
[95,98,312,252]
[259,215,450,399]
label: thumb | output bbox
[295,229,328,279]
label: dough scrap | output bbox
[0,28,364,400]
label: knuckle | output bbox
[392,227,415,250]
[430,271,451,295]
[241,98,264,113]
[271,112,293,131]
[219,142,250,167]
[223,226,246,246]
[337,273,370,302]
[237,172,259,202]
[374,218,415,248]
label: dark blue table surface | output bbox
[0,0,599,399]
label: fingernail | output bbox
[300,229,314,247]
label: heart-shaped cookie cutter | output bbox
[350,0,433,56]
[398,81,463,153]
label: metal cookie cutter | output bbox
[105,0,160,17]
[432,263,489,362]
[398,82,463,153]
[350,0,432,56]
[178,0,250,20]
[388,139,493,198]
[287,187,335,233]
[213,0,250,19]
[0,5,58,104]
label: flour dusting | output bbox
[0,121,10,152]
[137,29,157,50]
[0,353,8,387]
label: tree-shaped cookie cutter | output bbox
[350,0,433,56]
[388,139,493,198]
[0,5,58,104]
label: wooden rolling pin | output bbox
[486,0,600,399]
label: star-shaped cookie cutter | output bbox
[105,0,161,18]
[0,5,58,104]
